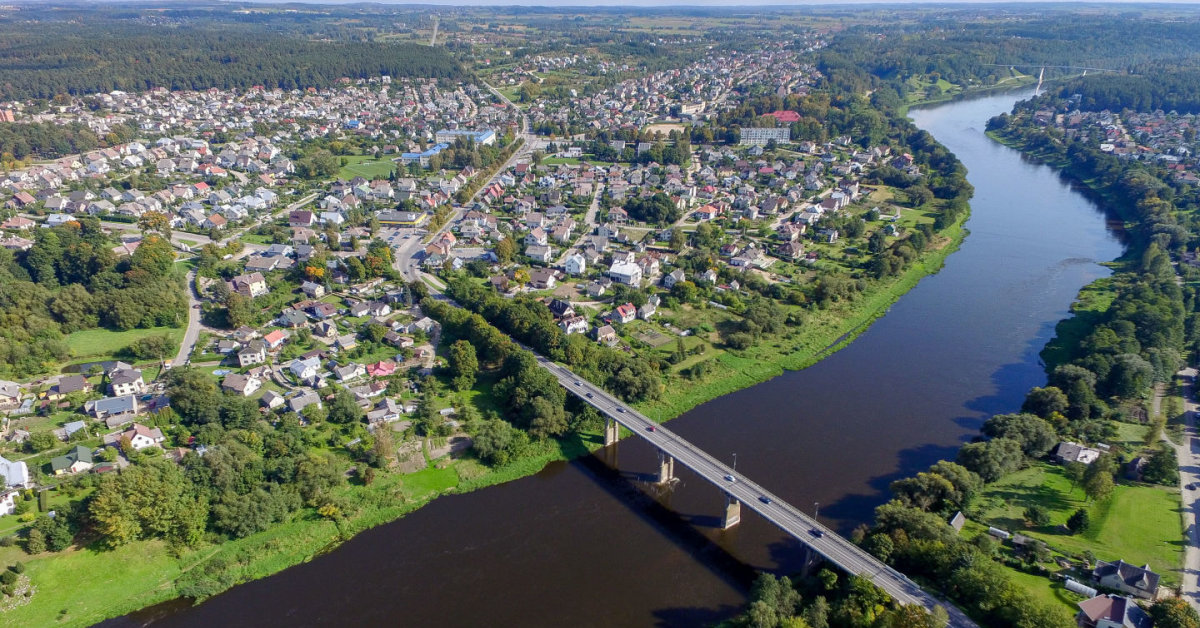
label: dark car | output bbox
[647,426,656,432]
[585,392,593,399]
[758,495,772,505]
[810,528,824,538]
[616,407,625,413]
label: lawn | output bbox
[976,463,1184,585]
[997,562,1084,617]
[338,154,396,180]
[65,326,184,361]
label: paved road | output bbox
[1172,368,1200,610]
[533,355,976,626]
[171,270,202,368]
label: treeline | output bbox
[0,22,464,100]
[441,278,663,404]
[1052,69,1200,115]
[816,14,1200,109]
[0,220,186,378]
[0,121,137,161]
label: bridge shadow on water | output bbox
[575,446,759,573]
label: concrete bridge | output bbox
[535,355,978,626]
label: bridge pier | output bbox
[798,543,824,578]
[604,417,620,447]
[721,494,741,529]
[656,450,675,484]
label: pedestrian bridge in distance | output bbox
[534,355,978,627]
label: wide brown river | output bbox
[105,89,1124,627]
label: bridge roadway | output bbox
[534,355,977,626]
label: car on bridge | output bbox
[646,426,655,432]
[809,528,824,538]
[758,496,771,504]
[723,475,736,483]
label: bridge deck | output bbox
[536,356,977,627]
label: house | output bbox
[301,280,326,298]
[638,295,659,320]
[49,375,91,400]
[530,268,557,290]
[560,315,589,335]
[336,334,358,351]
[0,380,22,408]
[608,260,643,286]
[289,357,322,381]
[260,390,286,410]
[263,329,289,349]
[288,391,323,414]
[277,309,309,328]
[237,341,268,367]
[50,445,93,475]
[611,303,637,324]
[230,272,269,298]
[289,210,316,227]
[1055,441,1102,465]
[366,361,397,378]
[594,325,618,346]
[564,253,587,276]
[587,278,612,298]
[84,395,139,423]
[1075,594,1153,628]
[0,455,29,488]
[108,367,144,397]
[108,423,166,451]
[548,299,575,319]
[525,244,554,263]
[333,363,366,382]
[1092,560,1160,600]
[662,269,685,290]
[221,373,262,397]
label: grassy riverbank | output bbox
[2,212,972,627]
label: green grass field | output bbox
[976,463,1184,585]
[338,154,396,180]
[65,326,184,361]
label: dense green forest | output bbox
[816,14,1200,110]
[0,120,137,161]
[0,219,186,377]
[1052,68,1200,114]
[0,22,463,99]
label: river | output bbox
[106,88,1124,627]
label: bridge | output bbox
[534,355,978,626]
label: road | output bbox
[1171,368,1200,610]
[394,83,532,284]
[533,354,977,626]
[171,270,203,368]
[556,182,604,265]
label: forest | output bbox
[1052,68,1200,115]
[0,218,186,378]
[0,21,464,100]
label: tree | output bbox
[1150,597,1200,628]
[125,333,175,361]
[447,340,479,392]
[327,388,364,424]
[1066,508,1090,534]
[956,438,1024,482]
[138,211,173,239]
[472,418,525,466]
[1021,386,1068,419]
[1084,471,1114,502]
[1023,505,1051,527]
[1143,445,1179,485]
[24,529,45,555]
[494,237,516,264]
[981,413,1057,458]
[745,573,801,628]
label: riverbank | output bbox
[4,215,973,627]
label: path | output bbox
[1172,368,1200,610]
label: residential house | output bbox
[50,445,93,476]
[0,455,29,488]
[608,260,643,286]
[108,367,145,397]
[1092,560,1160,600]
[525,244,554,263]
[611,303,637,324]
[289,357,322,382]
[288,391,322,415]
[1055,441,1102,465]
[1075,595,1152,628]
[84,395,139,425]
[333,363,366,382]
[662,269,685,289]
[530,268,557,290]
[107,423,166,451]
[301,280,326,298]
[560,316,589,335]
[230,272,269,298]
[260,390,286,410]
[0,380,22,408]
[221,373,262,397]
[564,253,587,276]
[548,299,575,319]
[48,375,91,400]
[237,341,268,367]
[263,329,289,349]
[594,325,618,346]
[639,295,660,320]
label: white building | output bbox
[608,260,643,286]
